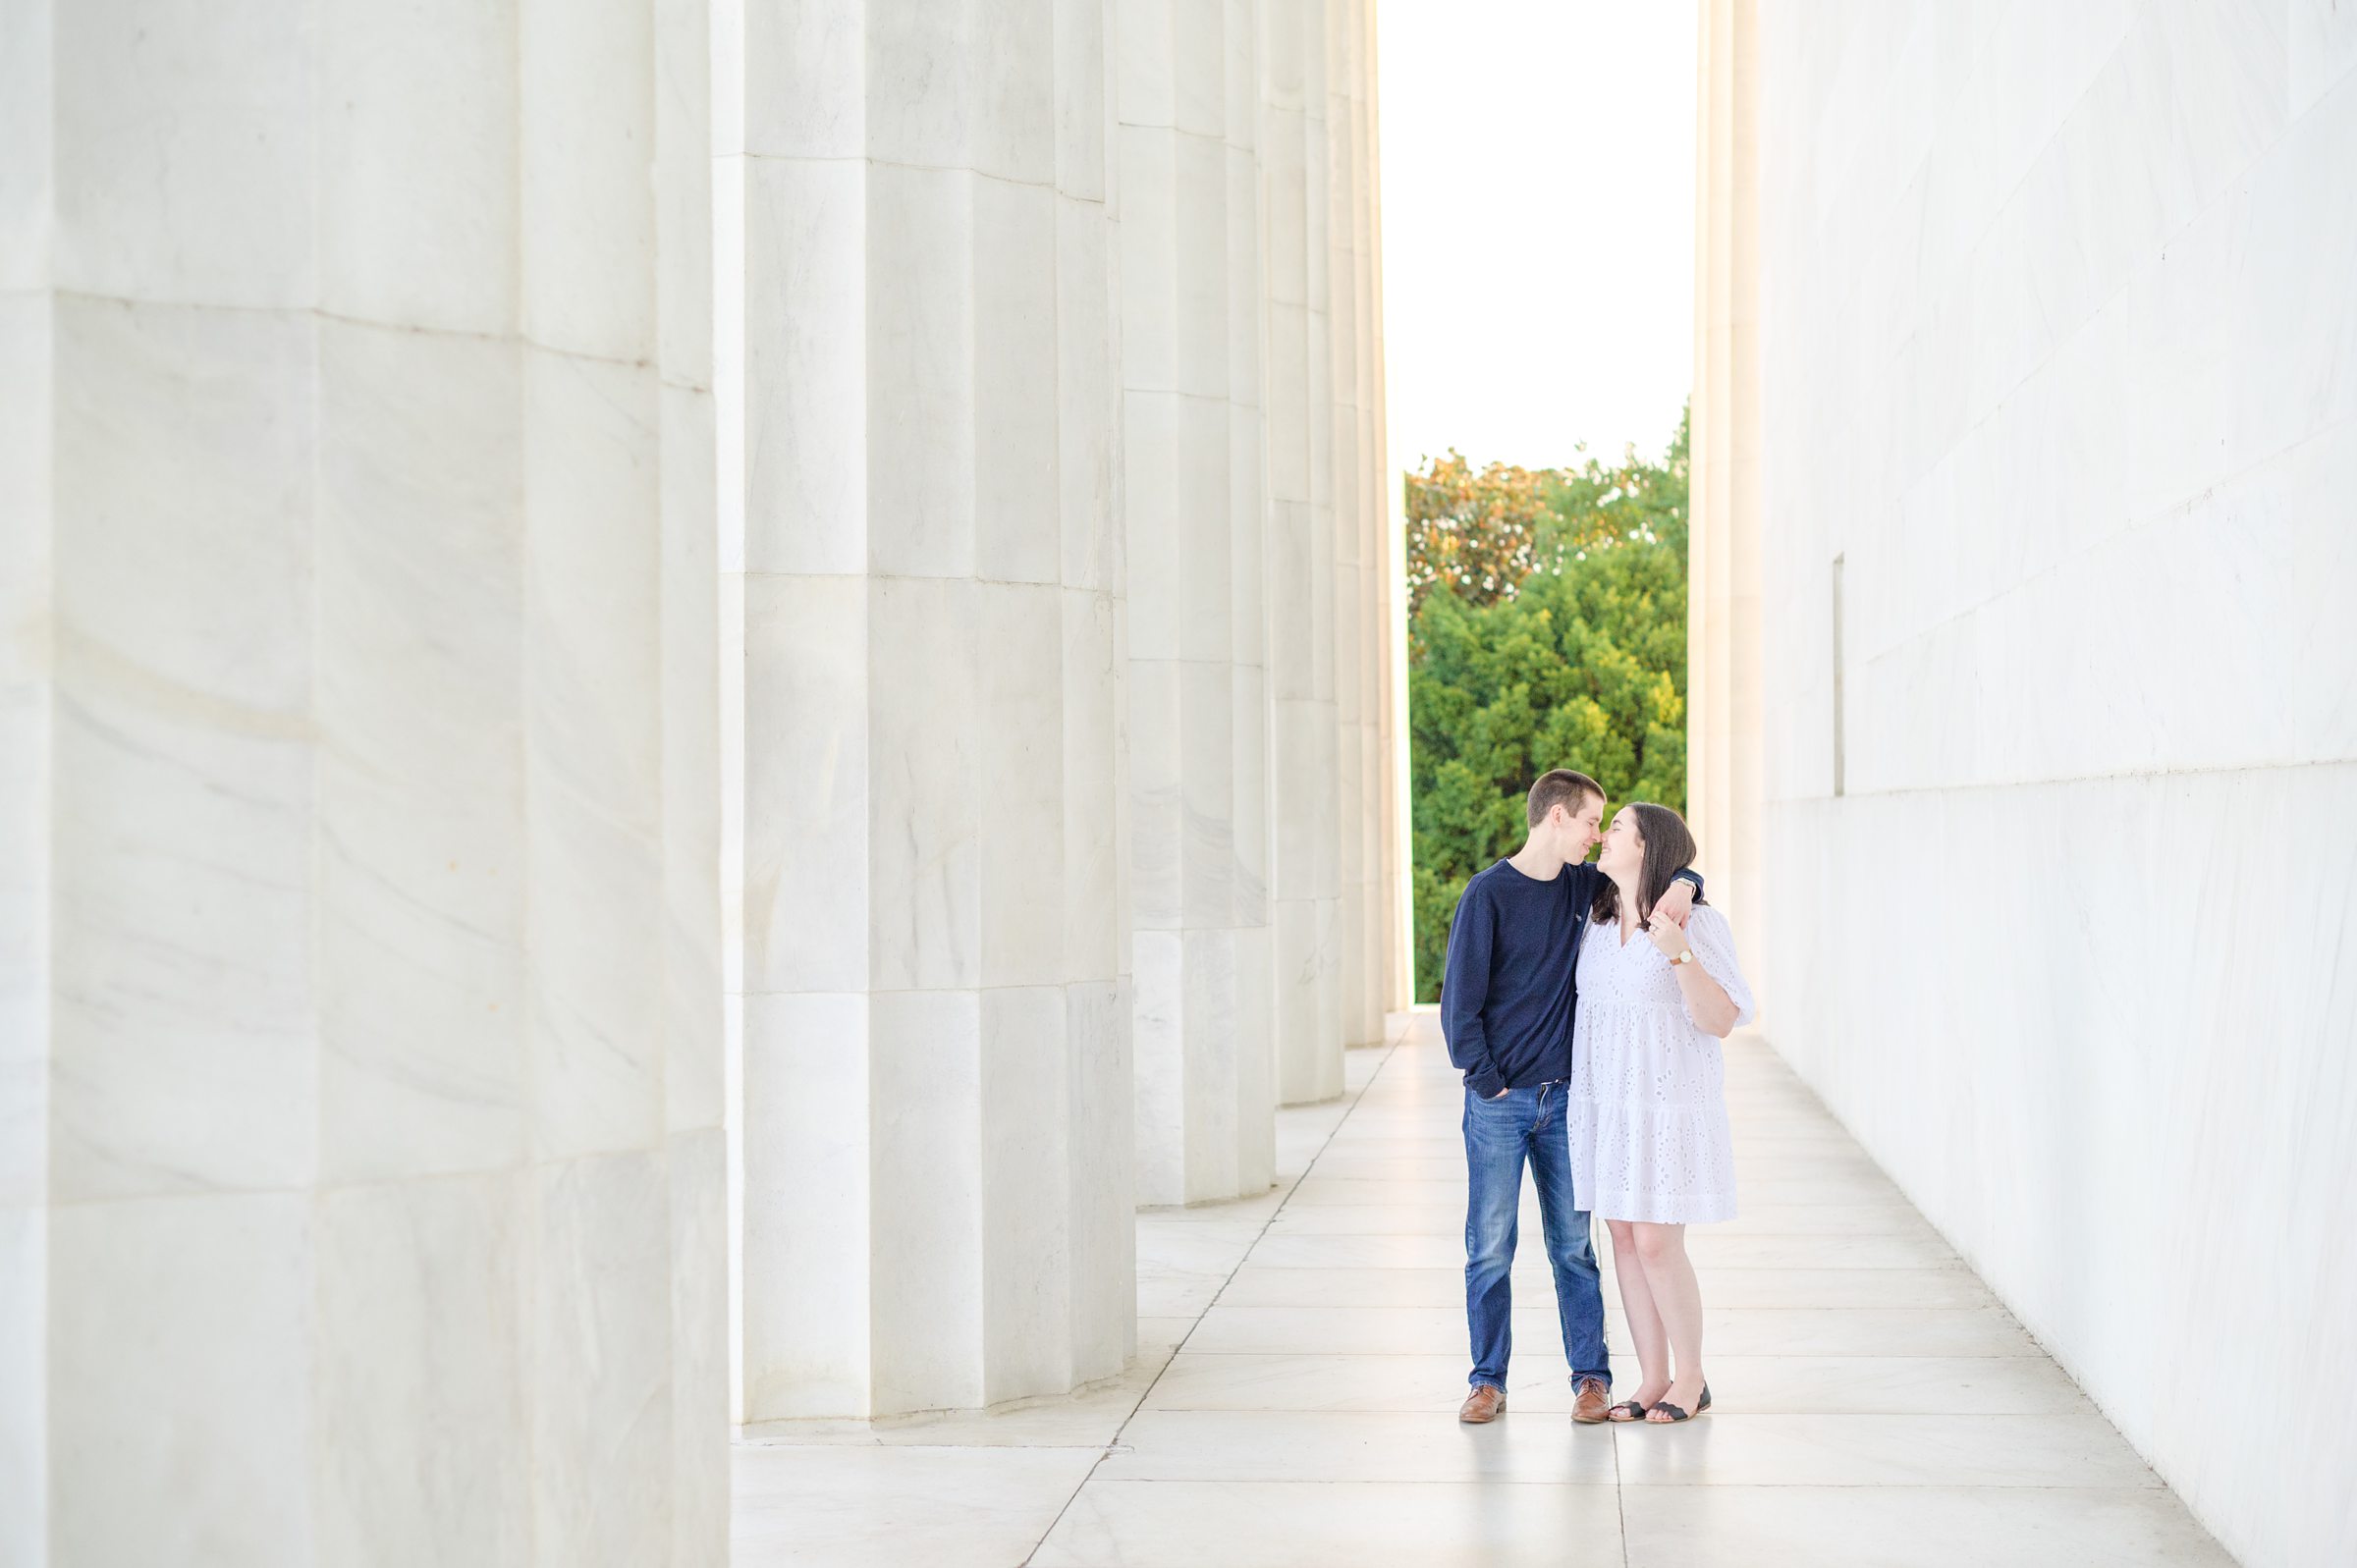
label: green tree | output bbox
[1406,411,1690,1001]
[1401,452,1552,620]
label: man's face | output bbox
[1557,794,1606,860]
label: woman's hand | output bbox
[1645,909,1693,960]
[1653,878,1696,927]
[1651,909,1741,1037]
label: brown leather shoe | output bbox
[1570,1377,1613,1425]
[1457,1384,1506,1423]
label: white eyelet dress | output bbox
[1567,905,1755,1224]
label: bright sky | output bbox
[1376,0,1698,490]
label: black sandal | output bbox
[1605,1399,1650,1423]
[1648,1383,1712,1423]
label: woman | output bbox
[1566,801,1754,1424]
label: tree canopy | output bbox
[1406,411,1691,1000]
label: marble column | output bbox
[1261,0,1344,1105]
[0,0,727,1562]
[1120,0,1278,1207]
[1686,0,1765,964]
[1366,17,1410,1018]
[1325,0,1390,1049]
[730,0,1134,1420]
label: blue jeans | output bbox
[1462,1082,1609,1391]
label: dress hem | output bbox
[1588,1192,1737,1226]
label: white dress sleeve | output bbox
[1682,906,1755,1029]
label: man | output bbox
[1442,769,1701,1425]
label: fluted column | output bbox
[1362,9,1410,1014]
[730,0,1133,1420]
[1120,0,1277,1206]
[1262,0,1344,1104]
[1325,0,1389,1048]
[1687,0,1764,961]
[0,0,726,1560]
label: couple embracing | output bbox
[1441,768,1754,1428]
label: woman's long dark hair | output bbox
[1592,802,1705,927]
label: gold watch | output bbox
[1672,948,1696,966]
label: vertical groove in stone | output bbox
[653,0,727,1556]
[0,3,53,1557]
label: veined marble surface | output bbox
[1754,5,2357,1564]
[9,1,727,1561]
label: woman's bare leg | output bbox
[1605,1219,1671,1411]
[1632,1221,1706,1420]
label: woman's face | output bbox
[1599,809,1644,881]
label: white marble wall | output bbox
[1746,5,2357,1564]
[727,0,1138,1421]
[0,0,726,1561]
[1120,0,1280,1206]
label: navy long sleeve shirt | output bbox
[1440,858,1703,1099]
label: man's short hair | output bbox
[1526,769,1605,830]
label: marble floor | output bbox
[733,1011,2236,1567]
